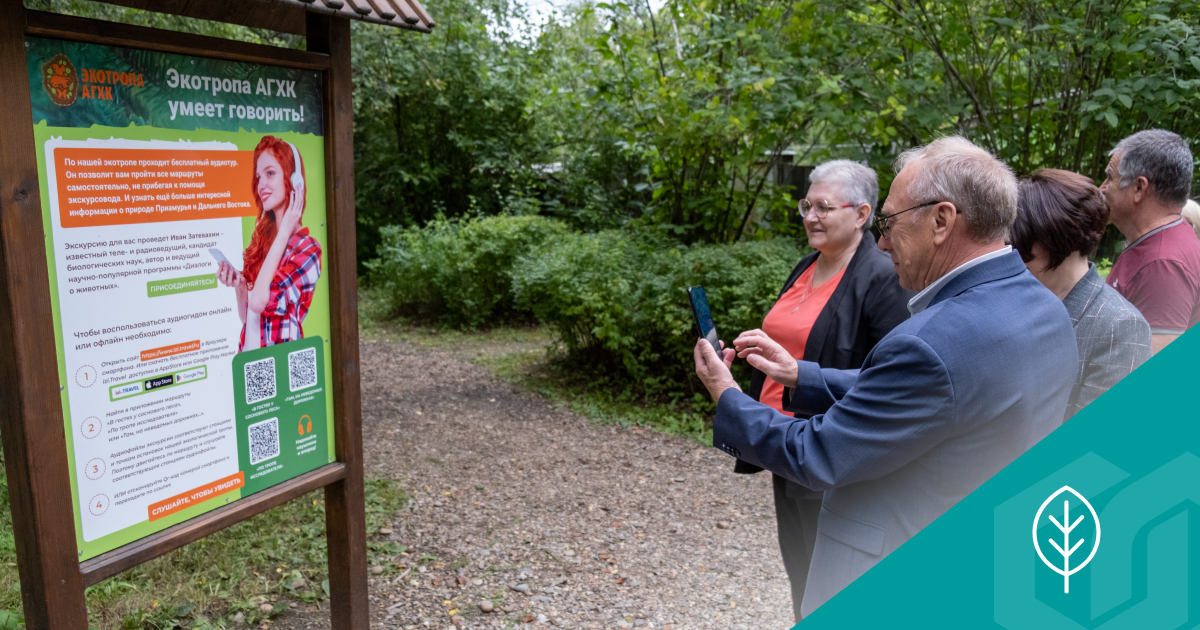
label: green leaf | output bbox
[1117,94,1132,108]
[1104,110,1118,127]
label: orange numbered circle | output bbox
[85,458,106,480]
[88,494,109,516]
[80,416,102,439]
[75,365,97,388]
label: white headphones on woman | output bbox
[287,141,304,191]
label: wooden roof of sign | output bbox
[97,0,436,34]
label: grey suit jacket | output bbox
[1062,264,1152,420]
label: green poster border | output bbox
[34,122,337,562]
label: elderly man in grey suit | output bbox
[693,136,1078,617]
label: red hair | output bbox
[243,136,306,288]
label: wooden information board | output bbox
[0,1,427,627]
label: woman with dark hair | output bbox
[1013,169,1151,420]
[216,136,322,351]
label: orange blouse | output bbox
[759,261,846,414]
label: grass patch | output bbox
[360,288,551,353]
[0,467,405,629]
[361,288,720,444]
[479,348,716,445]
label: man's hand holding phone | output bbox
[734,329,799,388]
[693,338,739,402]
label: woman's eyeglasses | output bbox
[799,199,856,219]
[874,200,943,237]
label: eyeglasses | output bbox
[874,200,943,237]
[799,199,856,219]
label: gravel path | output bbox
[285,336,793,630]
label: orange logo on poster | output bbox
[42,54,78,106]
[78,66,145,101]
[42,52,147,106]
[298,415,313,435]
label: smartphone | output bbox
[209,248,234,270]
[687,286,720,353]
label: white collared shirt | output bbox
[907,246,1013,315]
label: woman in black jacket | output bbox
[735,160,911,622]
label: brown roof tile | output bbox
[291,0,435,32]
[94,0,434,33]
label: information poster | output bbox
[26,37,335,561]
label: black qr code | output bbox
[248,417,280,465]
[288,346,318,392]
[244,357,276,404]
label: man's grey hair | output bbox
[809,160,878,231]
[893,136,1017,242]
[1110,129,1194,207]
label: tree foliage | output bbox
[540,0,829,244]
[349,0,1200,251]
[351,0,545,262]
[25,0,303,47]
[834,0,1200,183]
[26,0,1200,258]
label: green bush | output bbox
[369,214,806,394]
[368,215,570,328]
[511,231,806,393]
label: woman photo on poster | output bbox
[216,135,322,352]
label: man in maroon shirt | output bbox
[1100,129,1200,353]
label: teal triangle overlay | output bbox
[789,327,1200,629]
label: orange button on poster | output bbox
[54,147,258,228]
[147,471,244,521]
[140,339,201,362]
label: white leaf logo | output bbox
[1032,485,1101,593]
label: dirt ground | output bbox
[276,334,794,630]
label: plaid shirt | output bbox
[240,228,322,351]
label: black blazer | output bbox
[734,230,913,475]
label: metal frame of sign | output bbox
[0,3,369,627]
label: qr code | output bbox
[288,346,318,392]
[244,357,276,404]
[248,417,280,465]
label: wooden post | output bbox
[0,0,89,628]
[307,12,370,630]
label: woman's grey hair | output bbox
[893,136,1017,242]
[1110,129,1194,207]
[809,160,878,231]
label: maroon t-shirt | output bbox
[1107,218,1200,333]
